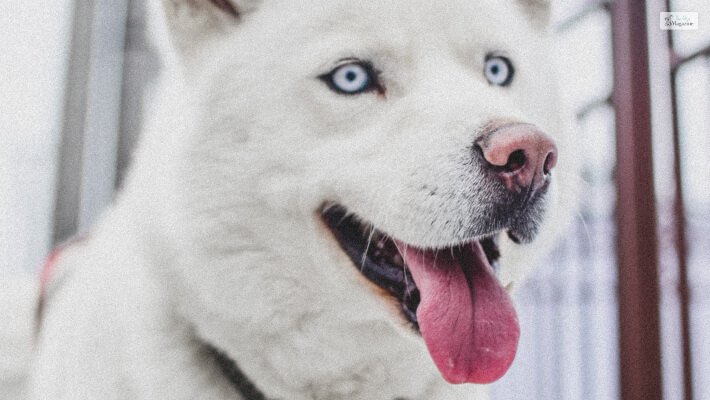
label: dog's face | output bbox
[147,0,575,396]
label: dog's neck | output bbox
[205,342,414,400]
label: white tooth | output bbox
[505,282,514,294]
[392,254,404,267]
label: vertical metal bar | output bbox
[669,62,694,400]
[53,0,97,245]
[117,0,160,188]
[78,0,129,231]
[610,1,664,399]
[665,1,695,396]
[52,0,130,245]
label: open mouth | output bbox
[320,203,520,385]
[320,204,502,330]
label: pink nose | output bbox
[476,123,558,193]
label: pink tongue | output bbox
[396,241,520,384]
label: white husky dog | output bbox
[29,0,576,399]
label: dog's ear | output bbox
[517,0,551,29]
[160,0,259,57]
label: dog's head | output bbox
[141,0,576,395]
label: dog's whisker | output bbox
[575,209,593,249]
[394,241,410,286]
[321,202,335,213]
[362,224,377,271]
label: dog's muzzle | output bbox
[472,121,558,243]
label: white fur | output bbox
[26,0,577,399]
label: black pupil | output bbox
[346,70,358,82]
[491,64,500,75]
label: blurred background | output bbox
[1,0,708,399]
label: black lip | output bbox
[321,205,421,330]
[321,204,501,331]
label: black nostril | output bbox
[476,123,557,193]
[542,151,556,175]
[504,150,526,173]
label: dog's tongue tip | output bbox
[396,241,519,384]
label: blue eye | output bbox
[485,56,514,86]
[321,61,381,95]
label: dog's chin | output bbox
[319,203,504,331]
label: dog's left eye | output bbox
[320,61,380,95]
[484,55,514,86]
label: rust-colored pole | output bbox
[610,1,664,399]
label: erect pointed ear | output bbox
[517,0,551,29]
[160,0,258,57]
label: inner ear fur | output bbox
[160,0,244,58]
[518,0,551,29]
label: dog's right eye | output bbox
[320,61,382,95]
